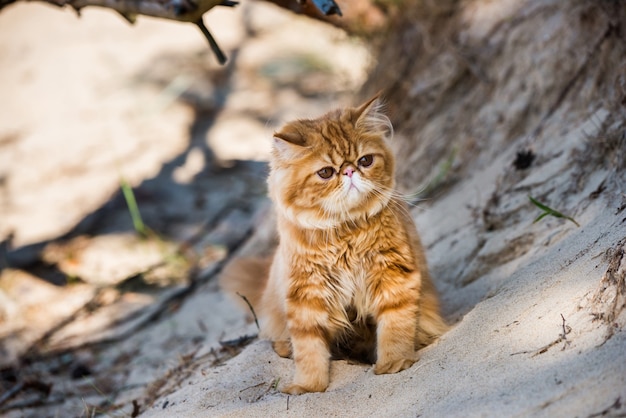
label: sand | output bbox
[1,1,625,417]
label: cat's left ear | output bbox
[353,94,394,141]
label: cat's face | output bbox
[269,97,395,229]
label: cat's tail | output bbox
[219,257,271,320]
[415,274,449,349]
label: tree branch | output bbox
[0,0,238,62]
[1,0,230,22]
[0,0,361,63]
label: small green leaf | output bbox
[564,215,580,227]
[529,196,552,213]
[529,196,580,227]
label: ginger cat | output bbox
[220,96,447,395]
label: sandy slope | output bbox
[143,126,626,417]
[1,1,625,417]
[144,2,626,417]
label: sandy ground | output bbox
[143,126,626,416]
[1,1,626,417]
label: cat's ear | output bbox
[353,93,394,141]
[274,127,306,147]
[273,125,307,159]
[354,94,382,121]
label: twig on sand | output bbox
[254,378,279,402]
[0,382,25,407]
[237,292,260,331]
[0,380,52,410]
[559,313,571,349]
[239,378,280,403]
[510,314,572,356]
[219,334,257,348]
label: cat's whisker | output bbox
[364,188,414,223]
[366,181,431,213]
[367,182,418,203]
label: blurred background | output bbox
[0,2,375,414]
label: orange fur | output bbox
[220,96,447,394]
[220,257,270,318]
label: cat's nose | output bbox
[343,166,355,177]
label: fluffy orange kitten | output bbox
[221,96,447,394]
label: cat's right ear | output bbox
[273,128,307,159]
[274,129,306,147]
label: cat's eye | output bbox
[358,155,374,167]
[317,167,335,179]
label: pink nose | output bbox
[343,167,354,177]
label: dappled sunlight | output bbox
[404,227,623,416]
[0,5,196,247]
[173,147,207,184]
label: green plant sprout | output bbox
[529,196,580,227]
[120,177,147,236]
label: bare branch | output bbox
[1,0,229,22]
[0,0,361,63]
[0,0,238,62]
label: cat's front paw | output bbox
[374,358,415,375]
[281,382,327,395]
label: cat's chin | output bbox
[344,187,362,206]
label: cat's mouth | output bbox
[344,177,363,199]
[344,172,362,187]
[342,180,371,210]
